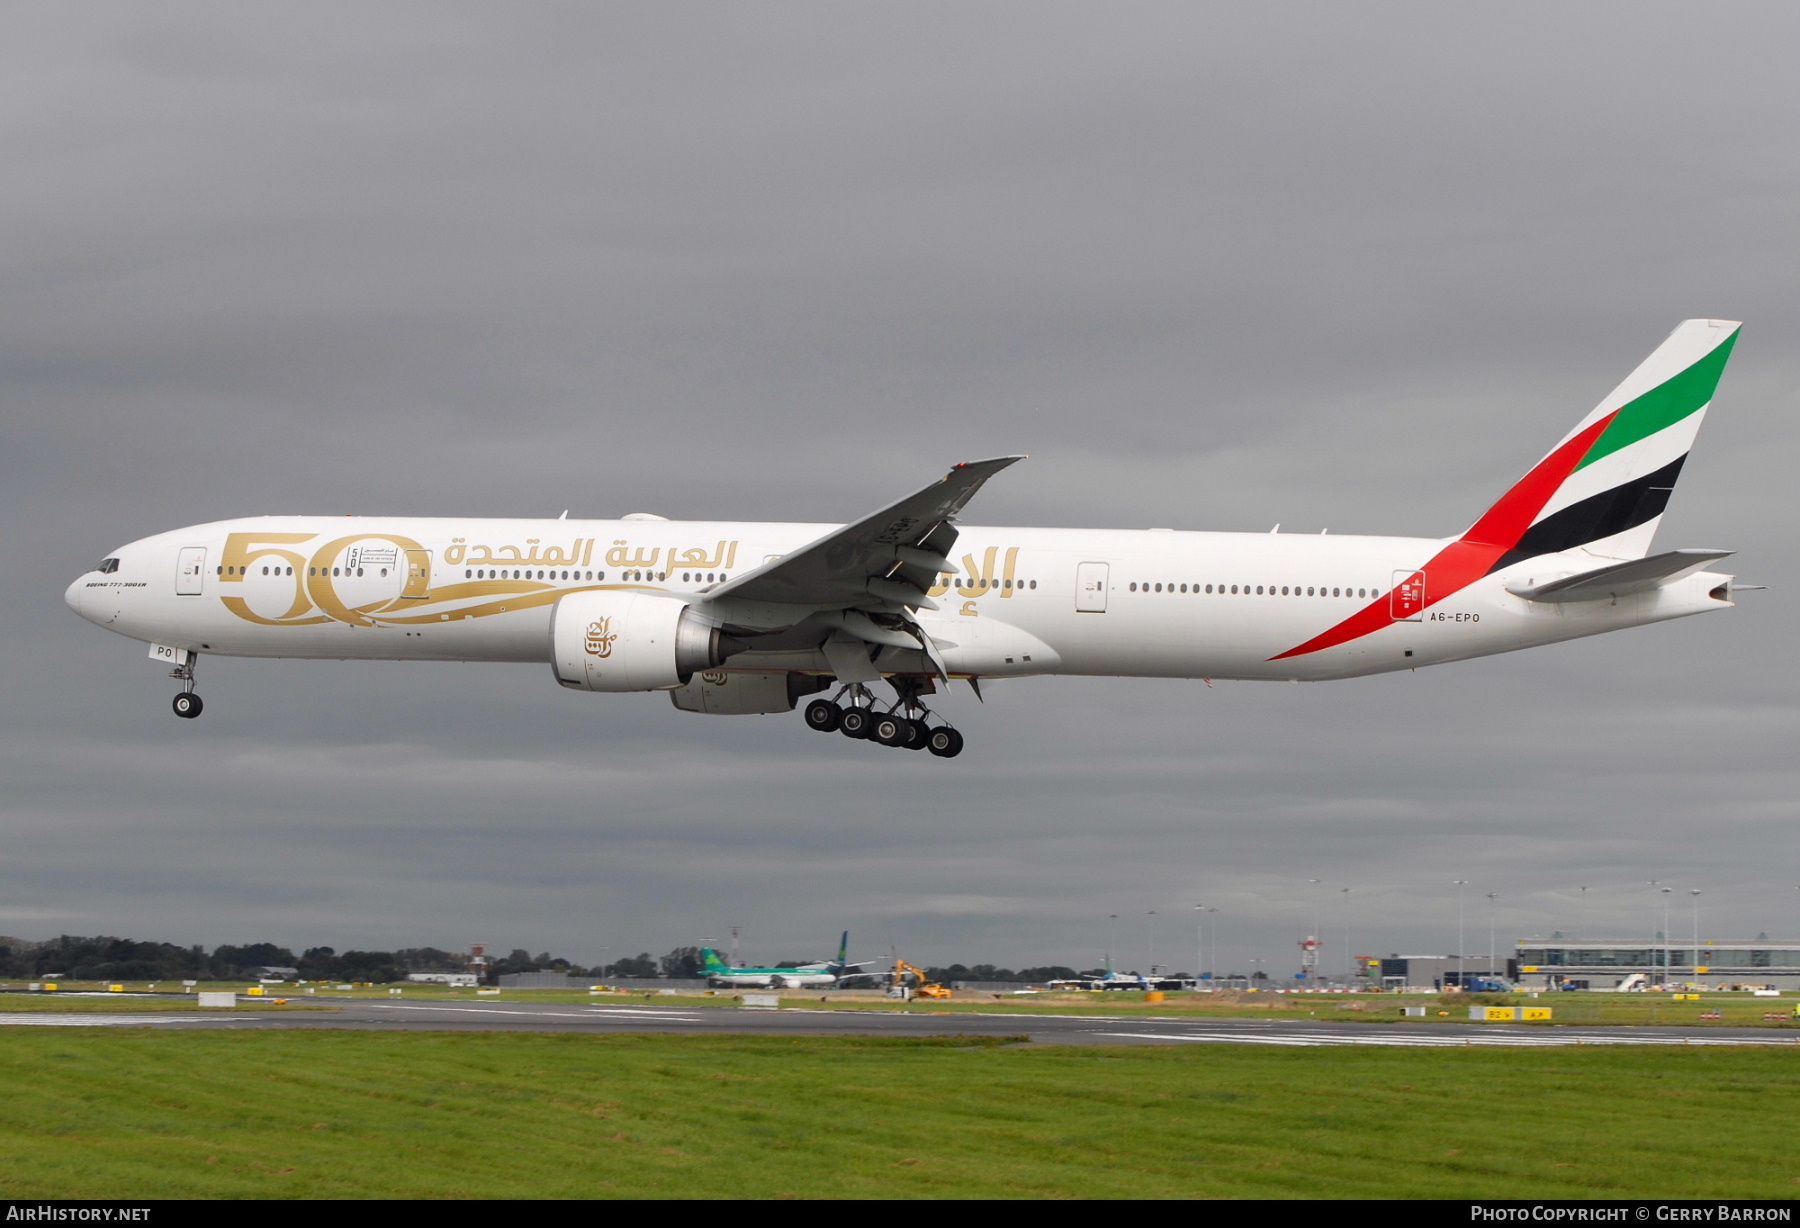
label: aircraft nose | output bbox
[65,573,94,620]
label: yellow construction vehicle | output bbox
[891,959,953,1000]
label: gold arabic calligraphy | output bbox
[445,538,597,567]
[602,539,739,572]
[927,546,1020,614]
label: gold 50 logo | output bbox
[584,618,617,657]
[217,531,434,628]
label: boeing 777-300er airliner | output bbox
[67,320,1746,758]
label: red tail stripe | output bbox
[1461,414,1615,547]
[1270,412,1617,661]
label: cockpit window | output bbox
[97,558,120,574]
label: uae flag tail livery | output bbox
[1274,319,1741,661]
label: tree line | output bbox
[922,964,1086,984]
[0,936,708,984]
[0,937,1102,985]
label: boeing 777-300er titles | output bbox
[67,320,1747,759]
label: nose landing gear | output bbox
[169,652,203,719]
[803,679,963,757]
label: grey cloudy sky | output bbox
[4,2,1797,973]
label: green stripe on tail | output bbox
[1576,329,1739,471]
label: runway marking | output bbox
[1093,1029,1796,1048]
[0,1013,239,1027]
[364,1004,706,1022]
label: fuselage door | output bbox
[1390,569,1426,621]
[402,549,432,599]
[1076,562,1109,613]
[176,547,207,596]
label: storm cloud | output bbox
[5,2,1797,974]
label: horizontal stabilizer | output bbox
[1506,548,1733,603]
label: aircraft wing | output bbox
[707,456,1025,611]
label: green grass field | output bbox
[3,1029,1799,1199]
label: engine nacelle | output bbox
[669,671,830,715]
[550,590,736,692]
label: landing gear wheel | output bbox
[926,726,963,758]
[804,699,842,732]
[838,707,873,740]
[172,692,203,719]
[872,713,910,747]
[901,718,930,750]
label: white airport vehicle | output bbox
[67,321,1745,758]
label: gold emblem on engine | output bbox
[584,618,617,657]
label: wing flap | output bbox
[1505,548,1733,603]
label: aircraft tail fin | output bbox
[700,947,730,975]
[1464,320,1740,570]
[833,931,849,970]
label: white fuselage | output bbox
[65,515,1733,686]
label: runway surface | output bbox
[6,997,1799,1047]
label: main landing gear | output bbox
[803,680,964,758]
[169,653,203,719]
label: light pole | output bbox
[1309,878,1323,970]
[1660,887,1672,985]
[1689,890,1701,983]
[1147,910,1157,977]
[1487,893,1498,982]
[1453,881,1469,989]
[1340,887,1352,982]
[1646,881,1662,980]
[1194,906,1206,986]
[1108,914,1118,975]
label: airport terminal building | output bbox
[1368,955,1510,991]
[1514,940,1800,990]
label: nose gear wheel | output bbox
[168,654,203,719]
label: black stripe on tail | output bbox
[1487,454,1686,574]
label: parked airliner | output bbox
[700,934,876,989]
[67,320,1744,757]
